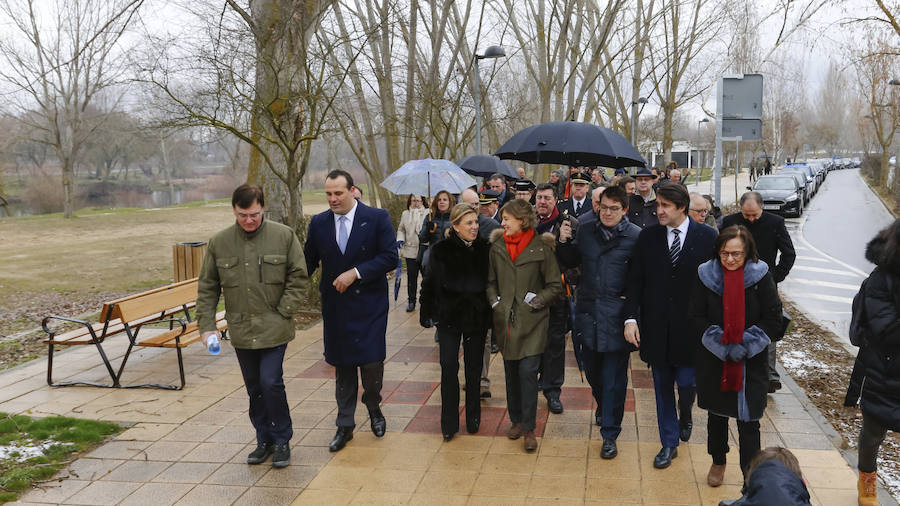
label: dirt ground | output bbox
[779,300,900,499]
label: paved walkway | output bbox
[3,291,887,505]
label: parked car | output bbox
[782,164,817,196]
[749,175,804,217]
[777,170,811,205]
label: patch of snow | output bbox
[0,440,68,462]
[779,349,833,377]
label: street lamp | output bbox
[473,45,506,154]
[696,118,710,184]
[631,97,648,148]
[889,79,900,86]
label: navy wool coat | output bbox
[557,214,640,353]
[623,219,717,367]
[304,203,398,366]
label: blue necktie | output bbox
[669,228,681,266]
[338,216,349,254]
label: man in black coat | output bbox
[556,170,592,219]
[627,167,659,229]
[623,182,717,469]
[722,191,796,392]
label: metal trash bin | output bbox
[173,242,208,282]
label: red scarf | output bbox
[721,267,745,391]
[538,206,559,228]
[504,228,535,263]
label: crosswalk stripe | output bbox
[785,278,861,291]
[790,265,863,278]
[789,292,854,304]
[794,255,832,263]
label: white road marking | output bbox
[784,278,861,291]
[795,213,869,277]
[789,292,854,304]
[794,255,831,263]
[790,265,864,278]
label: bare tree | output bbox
[855,34,899,188]
[0,0,144,218]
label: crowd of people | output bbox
[194,166,900,505]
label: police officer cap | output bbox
[513,179,536,192]
[570,171,592,185]
[478,189,500,204]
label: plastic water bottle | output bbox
[207,334,221,355]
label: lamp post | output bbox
[631,97,648,148]
[473,45,506,155]
[696,118,709,185]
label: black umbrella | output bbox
[495,121,646,168]
[456,154,519,179]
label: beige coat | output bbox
[486,228,563,360]
[396,207,429,259]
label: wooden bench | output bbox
[42,278,228,390]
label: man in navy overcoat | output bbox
[304,169,398,452]
[623,182,717,469]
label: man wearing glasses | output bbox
[688,193,714,228]
[557,185,640,460]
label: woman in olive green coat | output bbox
[486,198,562,452]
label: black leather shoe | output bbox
[601,439,617,459]
[442,432,454,442]
[548,397,563,414]
[247,443,274,465]
[594,407,602,427]
[329,427,353,452]
[768,380,782,393]
[406,302,415,312]
[272,444,290,468]
[466,417,480,434]
[480,390,491,399]
[369,409,386,437]
[679,421,693,442]
[653,447,678,469]
[491,342,499,354]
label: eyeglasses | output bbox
[719,251,745,259]
[598,205,623,212]
[237,212,262,220]
[690,208,709,215]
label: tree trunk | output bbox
[61,157,75,218]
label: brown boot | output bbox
[707,463,726,487]
[858,471,878,506]
[506,423,522,440]
[523,430,538,452]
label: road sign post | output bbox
[713,74,763,204]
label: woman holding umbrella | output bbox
[419,203,491,441]
[689,225,782,486]
[396,194,429,312]
[487,198,562,452]
[418,190,453,263]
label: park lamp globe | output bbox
[477,45,506,60]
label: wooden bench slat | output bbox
[113,282,198,323]
[137,313,226,348]
[99,278,199,322]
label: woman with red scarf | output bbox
[689,225,783,487]
[487,198,562,452]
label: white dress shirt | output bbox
[333,200,362,279]
[666,215,690,249]
[572,197,586,213]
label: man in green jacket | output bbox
[196,184,308,468]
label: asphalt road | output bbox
[779,168,896,347]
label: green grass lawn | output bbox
[0,413,121,504]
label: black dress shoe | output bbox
[442,432,454,442]
[653,447,678,469]
[247,443,274,465]
[679,421,693,442]
[768,380,782,393]
[406,302,415,312]
[594,407,602,426]
[547,397,563,414]
[480,390,491,399]
[272,444,290,468]
[491,342,499,354]
[601,439,617,459]
[369,409,386,437]
[466,417,480,434]
[329,427,354,452]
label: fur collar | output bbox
[866,235,900,275]
[489,228,556,250]
[698,259,769,295]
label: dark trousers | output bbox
[584,350,630,441]
[438,326,485,434]
[235,345,293,445]
[334,361,384,427]
[707,413,761,476]
[504,354,541,431]
[651,364,696,448]
[859,412,889,473]
[405,257,420,304]
[538,301,567,400]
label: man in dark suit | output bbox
[487,173,513,206]
[557,170,592,219]
[627,167,659,229]
[304,169,398,452]
[722,191,796,392]
[624,182,717,469]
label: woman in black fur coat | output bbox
[419,203,491,441]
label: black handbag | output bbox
[775,309,791,342]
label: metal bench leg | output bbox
[176,346,186,390]
[115,341,137,385]
[47,340,55,386]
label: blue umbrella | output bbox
[381,158,477,197]
[495,121,646,168]
[393,255,402,301]
[456,154,519,179]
